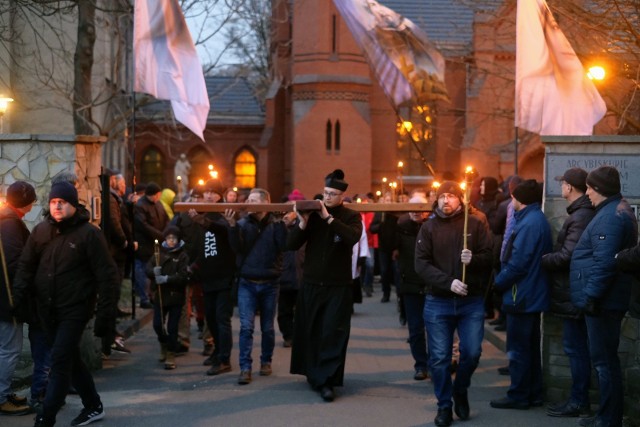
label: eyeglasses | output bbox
[323,191,343,198]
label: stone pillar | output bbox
[542,135,640,422]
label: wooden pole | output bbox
[462,167,475,283]
[173,201,433,213]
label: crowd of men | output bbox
[1,164,639,427]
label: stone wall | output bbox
[542,136,640,425]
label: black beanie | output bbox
[163,225,180,240]
[325,169,348,192]
[7,181,36,208]
[49,181,79,207]
[512,179,541,205]
[145,182,162,196]
[436,181,463,200]
[586,166,620,197]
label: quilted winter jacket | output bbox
[570,194,638,312]
[495,203,552,313]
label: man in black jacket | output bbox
[393,195,429,381]
[288,169,363,402]
[13,181,118,427]
[415,181,493,426]
[0,181,36,416]
[543,168,595,418]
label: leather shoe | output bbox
[206,362,231,376]
[320,386,334,402]
[413,370,429,381]
[434,407,453,426]
[547,400,590,417]
[579,416,606,427]
[453,390,470,420]
[490,396,529,410]
[488,318,503,326]
[497,365,509,375]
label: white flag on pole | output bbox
[516,0,606,135]
[332,0,448,109]
[134,0,209,140]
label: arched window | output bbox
[326,120,332,151]
[187,146,211,188]
[334,120,341,152]
[234,148,256,189]
[141,147,163,186]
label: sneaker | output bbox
[238,370,252,385]
[111,339,131,354]
[206,362,232,376]
[70,404,104,426]
[259,363,272,376]
[0,399,31,416]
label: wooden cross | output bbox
[173,201,433,213]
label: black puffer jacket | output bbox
[134,195,169,260]
[12,206,118,327]
[542,194,595,317]
[415,206,493,298]
[146,241,190,307]
[0,206,31,323]
[394,214,427,295]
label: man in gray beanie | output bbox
[570,166,638,427]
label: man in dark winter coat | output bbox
[415,181,493,426]
[542,168,594,417]
[134,182,169,308]
[0,181,36,416]
[393,195,430,381]
[570,166,638,427]
[12,181,118,427]
[190,180,239,376]
[369,198,398,303]
[235,188,288,385]
[491,179,552,411]
[288,169,363,402]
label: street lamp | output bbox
[0,95,14,133]
[397,161,404,197]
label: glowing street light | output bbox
[587,66,606,81]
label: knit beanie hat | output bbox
[145,182,162,196]
[586,166,620,197]
[436,181,463,200]
[325,169,348,192]
[7,181,37,208]
[512,179,541,205]
[49,181,79,207]
[163,225,180,240]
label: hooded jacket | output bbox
[146,240,189,306]
[542,194,595,317]
[12,206,118,327]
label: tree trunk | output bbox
[73,1,96,135]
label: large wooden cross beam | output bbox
[173,201,433,213]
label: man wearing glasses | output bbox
[288,169,363,402]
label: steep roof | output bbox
[136,76,264,126]
[379,0,503,55]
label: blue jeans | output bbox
[42,319,101,425]
[424,295,484,409]
[203,289,233,364]
[0,320,23,404]
[404,293,428,372]
[238,279,279,371]
[153,304,182,352]
[28,325,52,401]
[585,310,625,427]
[506,312,543,404]
[562,317,591,406]
[134,258,150,305]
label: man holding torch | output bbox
[415,178,493,427]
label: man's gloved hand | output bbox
[460,249,472,265]
[156,275,169,285]
[93,316,110,337]
[153,266,162,276]
[583,297,600,317]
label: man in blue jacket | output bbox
[570,166,637,427]
[490,179,552,410]
[235,188,288,385]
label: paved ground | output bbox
[4,291,586,427]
